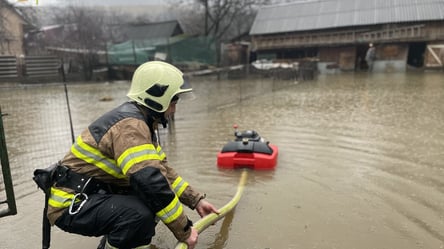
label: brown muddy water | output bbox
[0,72,443,249]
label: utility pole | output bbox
[199,0,209,36]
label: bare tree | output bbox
[171,0,270,66]
[175,0,270,41]
[49,5,109,80]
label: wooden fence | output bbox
[0,55,63,83]
[0,56,18,81]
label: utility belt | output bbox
[56,165,122,215]
[54,165,126,195]
[34,163,131,215]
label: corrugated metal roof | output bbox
[250,0,444,35]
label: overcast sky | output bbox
[9,0,167,7]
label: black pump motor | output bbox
[234,130,262,142]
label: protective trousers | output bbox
[55,194,156,249]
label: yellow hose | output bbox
[174,169,249,249]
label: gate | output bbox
[425,44,444,68]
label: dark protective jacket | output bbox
[47,102,203,241]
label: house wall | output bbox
[0,6,24,55]
[318,46,356,74]
[426,23,444,41]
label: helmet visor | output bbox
[176,91,196,102]
[175,78,196,101]
[180,78,192,91]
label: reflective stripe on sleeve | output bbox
[172,176,189,197]
[117,144,162,174]
[71,136,125,179]
[156,146,166,160]
[155,195,183,224]
[48,187,75,208]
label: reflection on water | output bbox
[0,72,443,249]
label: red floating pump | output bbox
[217,125,278,170]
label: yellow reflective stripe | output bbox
[156,195,183,224]
[48,187,75,208]
[118,144,162,174]
[71,136,125,179]
[156,146,166,160]
[172,176,189,197]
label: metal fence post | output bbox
[0,106,17,217]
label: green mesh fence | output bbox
[107,39,157,65]
[107,36,216,66]
[168,36,216,65]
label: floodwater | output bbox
[0,72,444,249]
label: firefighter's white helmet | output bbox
[127,61,192,112]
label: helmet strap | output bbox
[133,102,166,139]
[160,116,168,128]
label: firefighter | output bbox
[365,43,376,72]
[47,61,219,249]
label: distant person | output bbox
[37,61,219,249]
[365,43,376,72]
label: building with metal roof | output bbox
[250,0,444,73]
[251,0,444,35]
